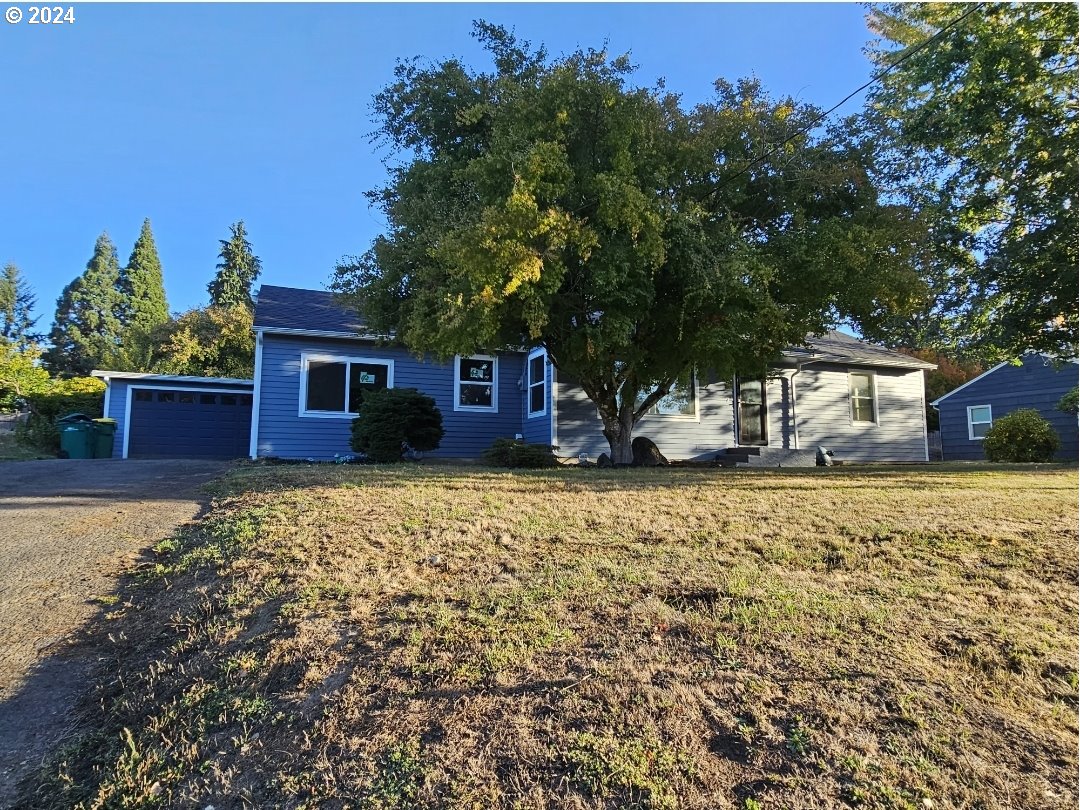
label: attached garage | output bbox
[92,372,255,460]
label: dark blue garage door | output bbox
[128,389,253,459]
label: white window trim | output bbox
[298,352,394,419]
[453,354,499,413]
[967,404,993,440]
[123,384,253,459]
[848,370,879,426]
[638,373,700,422]
[527,348,548,418]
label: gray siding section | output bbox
[554,374,737,461]
[937,356,1078,461]
[795,364,927,462]
[104,378,253,459]
[554,364,927,462]
[255,334,525,460]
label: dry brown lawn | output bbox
[22,463,1079,810]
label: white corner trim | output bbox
[526,347,548,418]
[966,403,993,440]
[452,354,499,413]
[102,379,111,423]
[298,351,395,418]
[920,368,929,462]
[249,331,263,459]
[550,361,558,450]
[931,361,1011,405]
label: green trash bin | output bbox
[92,418,118,459]
[57,413,95,459]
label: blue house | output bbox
[931,354,1079,461]
[95,285,936,464]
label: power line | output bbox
[712,2,987,193]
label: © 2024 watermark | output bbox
[6,5,76,24]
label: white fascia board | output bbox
[253,326,394,341]
[90,370,254,386]
[930,361,1011,406]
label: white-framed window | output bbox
[527,348,547,417]
[454,354,498,412]
[637,373,698,419]
[299,353,393,418]
[967,404,993,440]
[849,372,877,423]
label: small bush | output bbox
[350,388,444,463]
[982,408,1060,463]
[483,438,557,468]
[1057,386,1078,415]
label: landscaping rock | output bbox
[596,453,613,468]
[631,436,669,467]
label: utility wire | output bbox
[712,2,987,193]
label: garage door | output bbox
[128,389,253,459]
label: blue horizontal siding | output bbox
[255,335,527,460]
[938,356,1078,460]
[521,352,552,447]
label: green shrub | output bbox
[483,437,557,468]
[350,388,444,463]
[1057,386,1078,415]
[18,376,105,453]
[982,408,1060,462]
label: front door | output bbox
[736,378,768,446]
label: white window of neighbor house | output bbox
[849,372,877,423]
[455,355,498,412]
[967,404,993,439]
[300,354,393,417]
[527,348,547,417]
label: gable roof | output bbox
[796,331,936,371]
[253,285,370,336]
[252,285,935,370]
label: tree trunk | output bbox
[600,404,636,465]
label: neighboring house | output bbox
[931,354,1079,461]
[94,285,935,463]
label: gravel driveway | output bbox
[0,458,232,805]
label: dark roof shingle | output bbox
[253,285,368,334]
[253,285,934,369]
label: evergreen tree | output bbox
[45,233,126,375]
[0,263,39,349]
[207,221,262,309]
[118,219,169,370]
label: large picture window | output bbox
[527,349,547,417]
[638,374,697,418]
[301,354,393,417]
[455,355,497,411]
[849,372,877,423]
[967,404,992,439]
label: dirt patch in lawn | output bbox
[18,463,1078,809]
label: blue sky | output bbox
[0,2,879,328]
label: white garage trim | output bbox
[122,384,254,459]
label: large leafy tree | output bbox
[865,3,1078,361]
[207,221,262,310]
[334,24,925,462]
[118,218,169,370]
[148,305,255,379]
[0,263,39,349]
[45,233,126,375]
